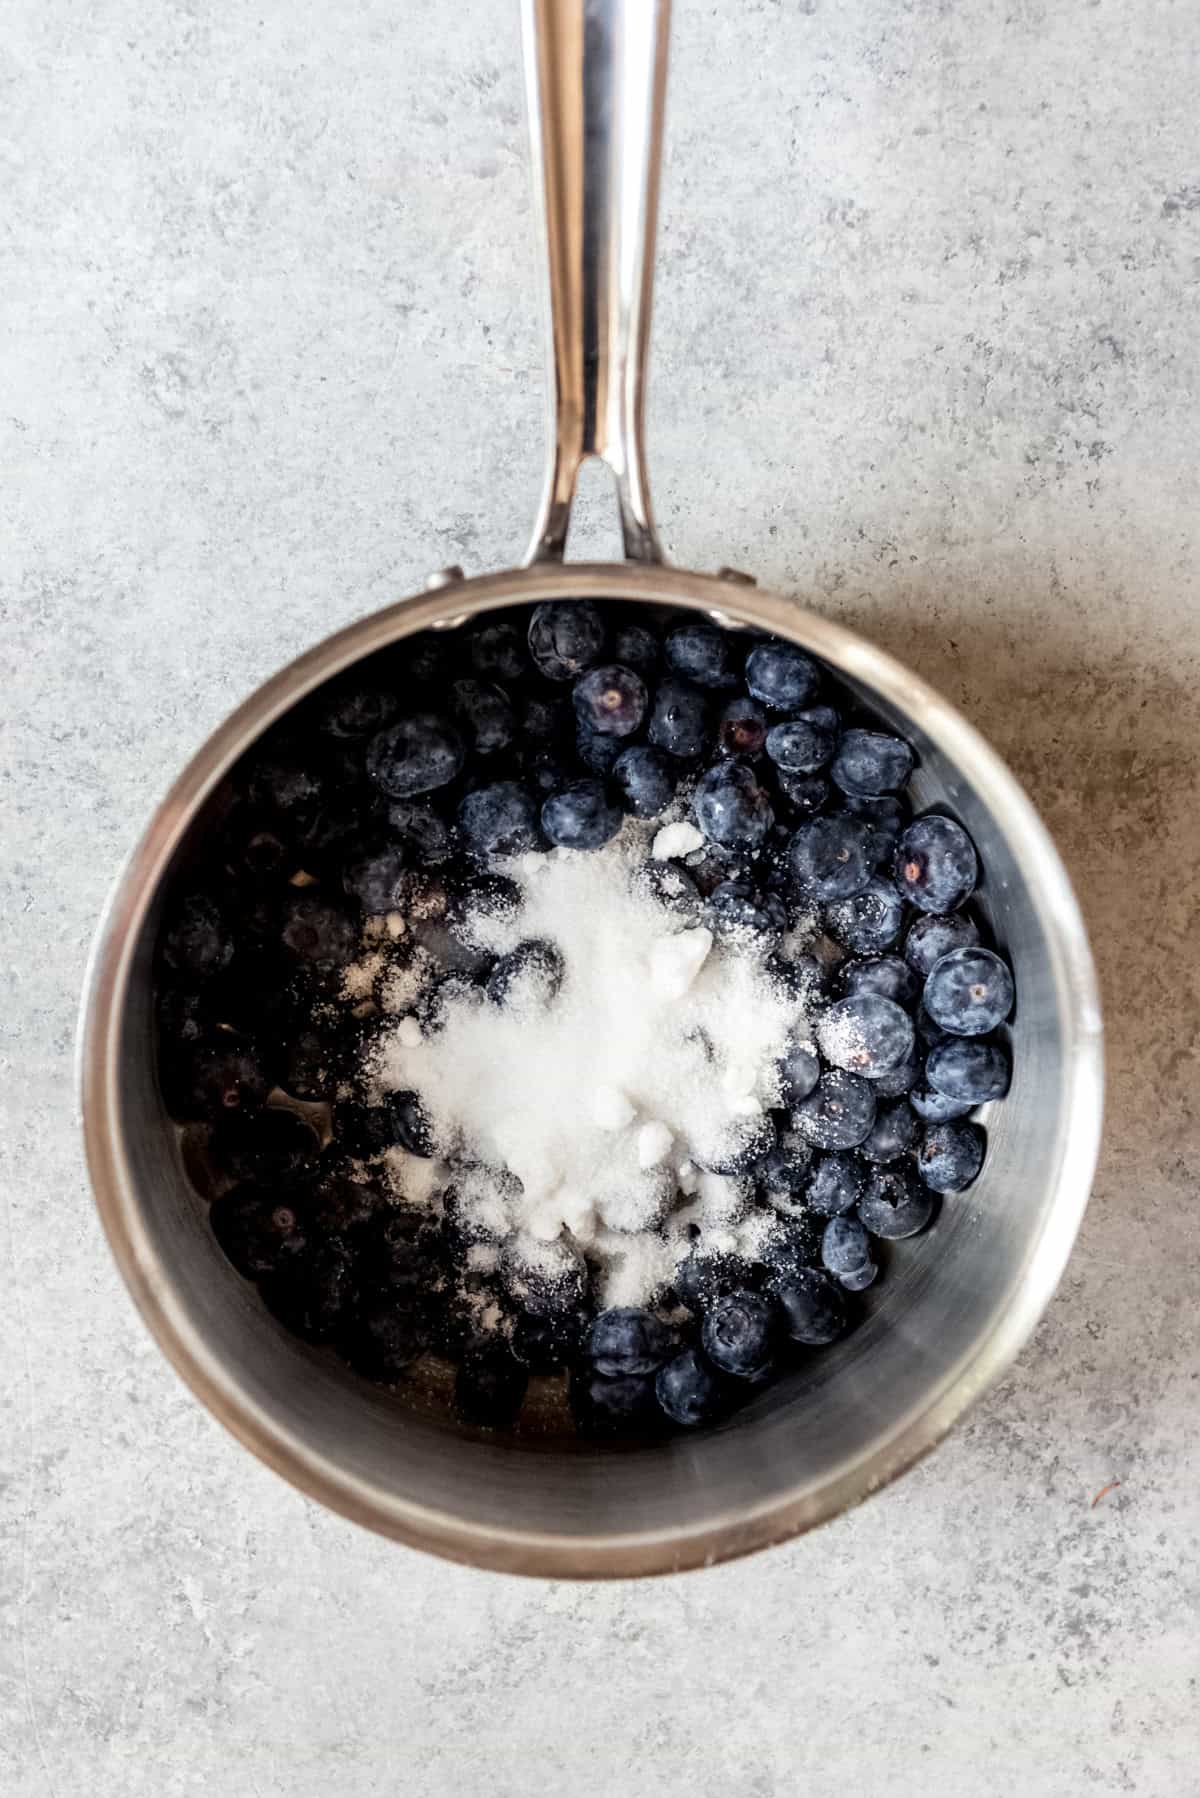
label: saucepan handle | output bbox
[522,0,670,565]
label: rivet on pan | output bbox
[425,565,465,592]
[716,566,757,587]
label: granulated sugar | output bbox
[366,824,815,1309]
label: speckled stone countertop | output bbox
[2,2,1198,1792]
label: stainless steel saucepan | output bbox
[79,0,1103,1577]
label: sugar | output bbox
[368,822,810,1308]
[652,821,704,860]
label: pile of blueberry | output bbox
[155,597,1013,1438]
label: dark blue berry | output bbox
[798,703,841,736]
[758,1127,814,1194]
[806,1151,865,1216]
[366,712,465,798]
[823,876,906,953]
[449,678,515,756]
[163,1040,271,1122]
[765,718,836,774]
[511,1308,586,1374]
[570,1368,662,1437]
[664,622,740,689]
[586,1307,677,1377]
[869,1044,920,1097]
[210,1106,322,1188]
[612,621,660,678]
[857,1097,918,1163]
[894,815,978,914]
[403,635,450,683]
[318,680,399,741]
[844,793,907,865]
[830,728,914,797]
[909,1081,976,1123]
[648,677,711,758]
[773,1267,848,1344]
[501,1238,589,1320]
[917,1120,986,1191]
[716,695,769,758]
[789,815,876,900]
[904,911,980,976]
[674,1248,756,1312]
[574,722,624,774]
[458,781,541,856]
[692,1113,776,1178]
[925,1037,1010,1103]
[816,994,915,1079]
[656,1348,727,1427]
[342,842,409,914]
[468,619,527,682]
[745,639,821,711]
[613,745,675,818]
[821,1215,878,1287]
[857,1164,935,1239]
[220,817,294,886]
[261,1238,354,1342]
[573,664,649,737]
[776,1036,821,1106]
[774,771,833,818]
[839,954,920,1010]
[520,693,568,742]
[923,947,1014,1036]
[486,938,564,1009]
[162,894,233,979]
[704,880,787,941]
[694,761,775,850]
[542,780,623,850]
[754,1212,821,1278]
[210,1184,307,1278]
[280,894,358,967]
[388,1088,436,1157]
[633,858,703,920]
[527,599,606,681]
[386,800,454,866]
[702,1290,776,1379]
[332,1101,405,1158]
[342,1299,428,1382]
[455,1337,529,1428]
[792,1070,877,1150]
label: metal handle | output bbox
[522,0,670,564]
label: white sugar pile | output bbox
[367,824,813,1308]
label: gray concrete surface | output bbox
[2,0,1199,1792]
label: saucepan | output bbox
[79,0,1103,1576]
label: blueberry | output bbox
[830,728,914,797]
[388,1088,437,1157]
[613,745,676,818]
[789,815,876,900]
[684,838,754,896]
[612,621,660,679]
[458,781,541,856]
[857,1097,918,1163]
[366,712,466,798]
[773,1267,848,1344]
[417,968,485,1035]
[816,994,915,1079]
[656,1348,727,1427]
[765,719,836,774]
[402,635,450,684]
[307,1175,384,1236]
[868,1044,920,1098]
[161,894,234,979]
[917,1120,986,1192]
[673,1249,756,1313]
[915,1003,951,1047]
[203,949,306,1041]
[704,880,787,942]
[894,815,978,914]
[664,622,740,689]
[210,1184,308,1278]
[925,1037,1010,1103]
[752,1211,821,1278]
[839,954,920,1010]
[823,877,906,953]
[776,1036,821,1106]
[455,1337,529,1428]
[501,1237,589,1322]
[798,703,842,736]
[806,1151,866,1217]
[745,639,821,711]
[261,1239,354,1342]
[792,1070,877,1150]
[586,1307,677,1377]
[280,894,358,968]
[908,1081,977,1123]
[923,947,1014,1036]
[468,618,527,683]
[574,721,624,775]
[773,771,833,818]
[385,800,453,866]
[449,678,515,756]
[701,1290,777,1379]
[220,816,295,886]
[248,748,332,821]
[210,1107,322,1188]
[520,693,568,742]
[633,858,704,921]
[844,793,907,865]
[486,938,564,1009]
[692,1114,776,1178]
[857,1164,935,1239]
[717,696,769,758]
[363,1206,443,1295]
[511,1307,587,1374]
[156,985,209,1053]
[162,1040,271,1123]
[758,1127,814,1195]
[693,761,775,850]
[342,1299,429,1381]
[570,1368,662,1437]
[821,1215,878,1288]
[342,842,409,914]
[572,663,648,738]
[541,780,623,850]
[527,599,606,681]
[318,680,399,741]
[904,911,981,977]
[648,677,711,759]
